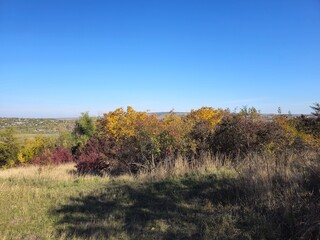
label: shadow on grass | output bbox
[51,173,301,239]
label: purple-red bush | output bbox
[74,137,125,176]
[76,157,110,176]
[32,147,73,165]
[50,147,74,164]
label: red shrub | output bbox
[32,147,73,165]
[75,138,119,176]
[50,147,74,164]
[76,156,110,176]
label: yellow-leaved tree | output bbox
[97,107,165,172]
[188,107,225,127]
[98,106,150,141]
[182,107,226,158]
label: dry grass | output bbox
[0,151,319,239]
[0,163,110,240]
[0,163,76,181]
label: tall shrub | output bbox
[72,112,97,153]
[0,129,19,167]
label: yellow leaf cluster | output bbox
[17,136,50,163]
[163,113,186,135]
[274,115,320,148]
[99,106,156,141]
[188,107,225,127]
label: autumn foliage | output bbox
[74,106,320,175]
[1,105,319,173]
[31,147,73,165]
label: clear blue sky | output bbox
[1,0,319,117]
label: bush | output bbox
[210,115,291,156]
[0,129,19,168]
[71,112,97,155]
[76,157,110,176]
[210,116,253,156]
[17,136,55,164]
[50,147,74,164]
[275,114,320,150]
[184,107,225,159]
[293,116,320,139]
[75,137,119,176]
[75,105,320,175]
[32,147,73,165]
[73,112,96,139]
[96,107,166,173]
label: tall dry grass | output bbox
[0,163,75,181]
[0,151,319,239]
[137,150,320,239]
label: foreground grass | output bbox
[0,153,319,239]
[0,164,109,239]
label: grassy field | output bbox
[0,118,75,144]
[0,164,108,239]
[0,153,319,240]
[0,118,76,134]
[14,133,61,143]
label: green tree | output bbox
[239,106,260,120]
[310,102,320,118]
[0,129,19,167]
[72,112,97,151]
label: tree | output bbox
[239,106,260,120]
[277,107,282,115]
[73,112,97,151]
[0,129,19,167]
[74,112,96,138]
[310,102,320,118]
